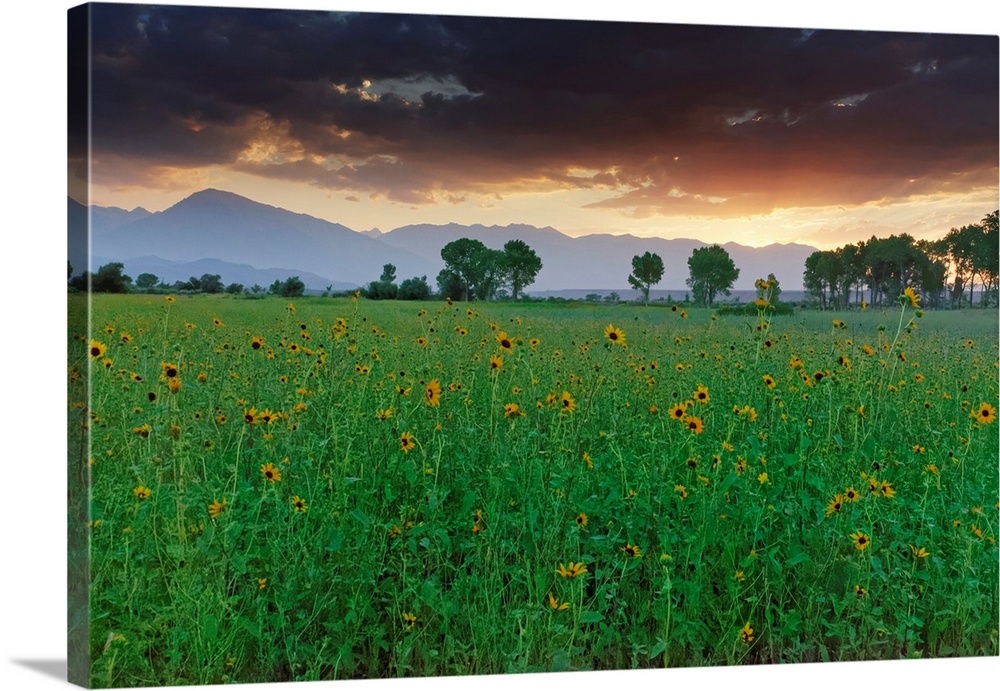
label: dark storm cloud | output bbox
[82,3,998,214]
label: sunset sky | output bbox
[70,1,998,249]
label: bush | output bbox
[398,276,432,300]
[363,280,398,300]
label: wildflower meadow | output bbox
[69,292,998,687]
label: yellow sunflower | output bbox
[693,385,710,404]
[90,339,108,360]
[260,462,282,483]
[972,402,997,424]
[424,379,442,407]
[849,530,870,551]
[400,431,416,453]
[825,494,844,516]
[496,331,515,352]
[555,562,588,579]
[208,498,227,519]
[684,415,705,435]
[604,324,625,345]
[503,403,525,418]
[560,391,576,414]
[547,592,570,611]
[621,543,642,558]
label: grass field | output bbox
[69,293,999,687]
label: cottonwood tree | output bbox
[440,238,490,301]
[686,245,739,306]
[364,263,398,299]
[135,273,159,290]
[627,251,664,304]
[440,237,541,301]
[398,275,432,300]
[503,239,542,301]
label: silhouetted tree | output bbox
[85,262,132,293]
[281,277,305,297]
[440,238,487,301]
[200,273,223,294]
[686,245,738,306]
[627,251,664,304]
[436,268,465,302]
[503,239,542,301]
[398,275,432,300]
[269,277,304,297]
[364,263,399,299]
[135,273,159,290]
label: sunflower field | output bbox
[69,292,999,687]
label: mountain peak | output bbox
[177,188,255,206]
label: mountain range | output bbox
[69,189,818,293]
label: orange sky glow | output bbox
[71,1,998,250]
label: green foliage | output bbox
[398,275,432,300]
[439,237,542,301]
[135,273,160,290]
[379,263,397,284]
[503,239,543,301]
[268,276,305,298]
[435,268,465,302]
[70,262,133,293]
[803,211,998,311]
[686,245,738,306]
[440,237,491,301]
[716,301,794,316]
[363,280,398,300]
[199,274,223,294]
[80,295,999,686]
[627,252,664,304]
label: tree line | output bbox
[70,210,996,310]
[68,263,307,298]
[803,210,997,309]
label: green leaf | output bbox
[325,527,345,553]
[200,614,219,641]
[869,555,885,579]
[649,638,666,658]
[785,552,810,568]
[580,611,605,624]
[351,509,371,529]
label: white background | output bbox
[2,1,998,690]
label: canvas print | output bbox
[67,2,999,688]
